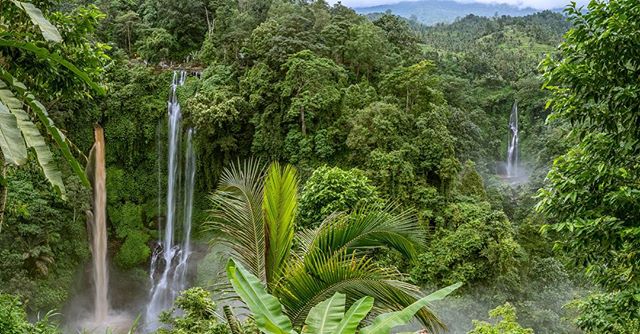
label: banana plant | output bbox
[0,0,104,204]
[226,259,462,334]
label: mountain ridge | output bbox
[353,0,563,25]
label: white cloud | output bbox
[328,0,590,10]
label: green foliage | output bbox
[536,0,640,329]
[457,161,487,199]
[226,259,461,334]
[0,293,60,334]
[155,287,230,334]
[298,166,382,228]
[571,289,640,334]
[209,160,442,330]
[467,303,534,334]
[0,165,90,311]
[413,200,524,286]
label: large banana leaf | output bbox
[10,0,62,42]
[0,103,27,165]
[0,71,90,188]
[333,295,374,334]
[0,38,105,95]
[302,292,345,334]
[263,162,298,286]
[359,282,462,334]
[227,259,294,334]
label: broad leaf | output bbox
[0,71,90,188]
[360,282,462,334]
[303,292,345,334]
[334,296,374,334]
[10,0,62,42]
[227,259,294,334]
[0,103,27,165]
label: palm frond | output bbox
[207,158,268,282]
[263,162,298,286]
[275,251,444,332]
[308,205,424,262]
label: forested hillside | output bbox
[1,1,638,334]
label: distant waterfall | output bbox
[145,71,195,331]
[506,101,519,177]
[91,125,109,323]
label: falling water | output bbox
[506,101,519,177]
[91,125,109,322]
[145,71,195,331]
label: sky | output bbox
[328,0,591,10]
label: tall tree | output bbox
[537,0,640,331]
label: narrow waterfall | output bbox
[91,125,109,323]
[145,71,195,331]
[506,101,518,177]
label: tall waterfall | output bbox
[506,101,519,177]
[91,125,109,323]
[145,71,195,331]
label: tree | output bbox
[467,303,534,334]
[536,0,640,330]
[208,160,448,331]
[298,166,382,228]
[280,50,346,136]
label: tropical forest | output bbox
[0,0,638,333]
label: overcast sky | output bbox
[329,0,591,10]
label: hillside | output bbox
[355,0,555,25]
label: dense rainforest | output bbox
[0,0,638,333]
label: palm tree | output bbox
[208,159,449,332]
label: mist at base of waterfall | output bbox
[68,311,135,334]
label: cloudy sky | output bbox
[328,0,590,10]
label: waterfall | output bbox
[91,125,109,323]
[506,101,518,177]
[145,71,195,331]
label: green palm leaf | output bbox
[360,282,462,334]
[275,251,443,331]
[302,292,345,334]
[308,206,423,264]
[227,259,294,334]
[208,159,268,281]
[0,103,27,165]
[10,0,62,42]
[263,162,298,286]
[334,296,374,334]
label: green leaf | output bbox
[0,79,65,196]
[263,162,298,285]
[303,292,345,334]
[226,259,294,334]
[0,70,90,189]
[0,103,27,165]
[10,0,62,42]
[334,296,374,334]
[0,38,105,95]
[360,282,462,334]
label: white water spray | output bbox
[145,71,196,331]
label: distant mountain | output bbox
[354,0,559,25]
